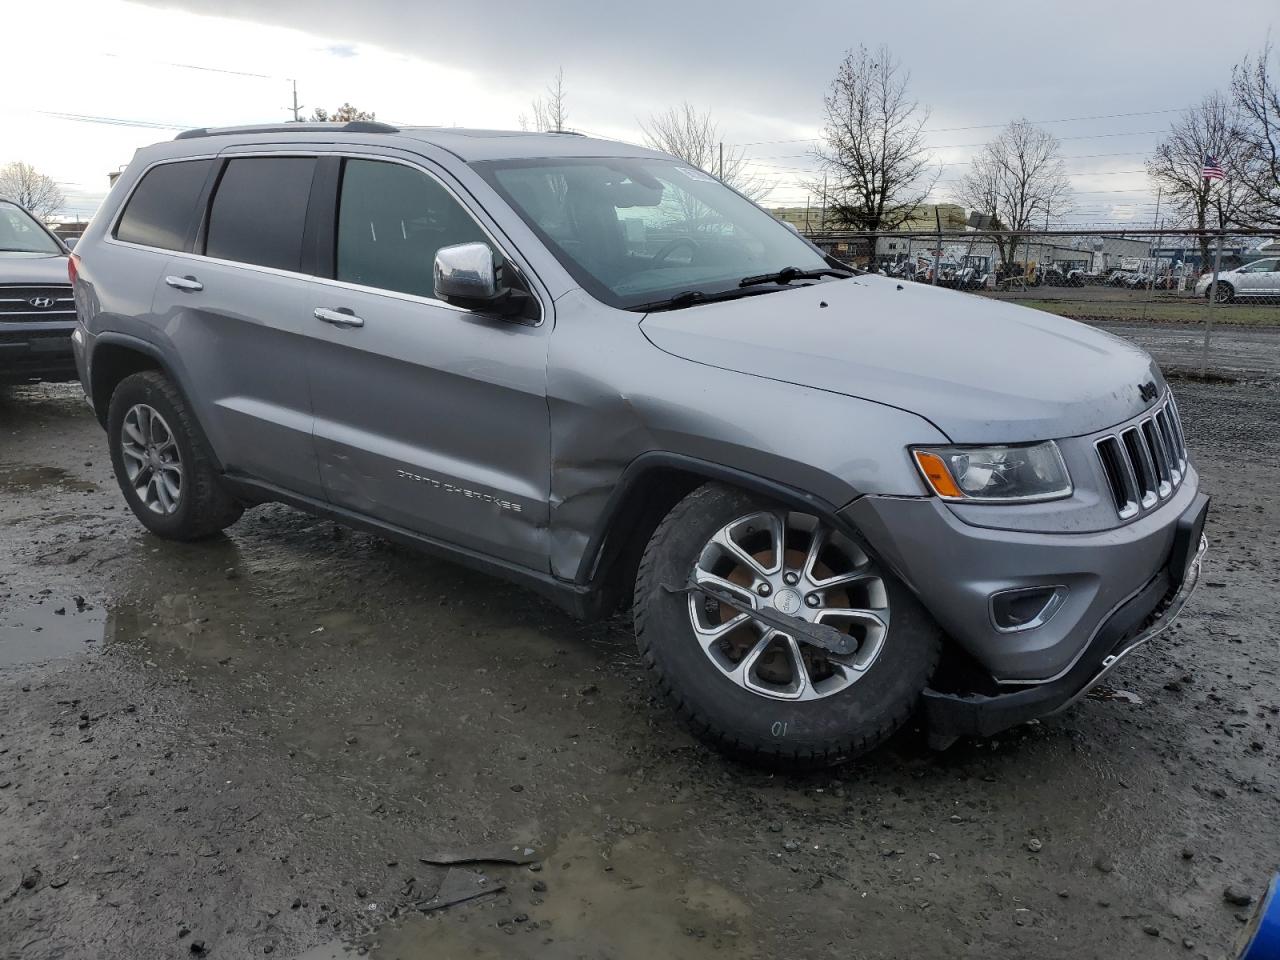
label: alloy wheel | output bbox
[687,510,890,701]
[119,403,183,515]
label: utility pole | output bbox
[933,207,942,286]
[820,173,827,231]
[286,79,304,122]
[1149,185,1162,293]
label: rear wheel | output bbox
[633,483,941,767]
[107,371,242,540]
[1209,281,1234,303]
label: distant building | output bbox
[48,220,89,243]
[770,202,967,233]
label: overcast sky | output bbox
[5,0,1275,223]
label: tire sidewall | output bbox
[636,485,939,759]
[107,373,204,538]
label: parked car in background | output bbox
[1196,257,1280,302]
[70,123,1208,766]
[0,199,77,385]
[1042,266,1085,287]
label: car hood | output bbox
[0,252,69,285]
[639,273,1163,443]
[1197,268,1238,283]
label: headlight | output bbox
[911,441,1072,503]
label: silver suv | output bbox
[71,122,1208,765]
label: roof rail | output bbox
[547,130,586,137]
[174,120,400,141]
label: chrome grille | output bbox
[0,284,76,323]
[1095,394,1187,520]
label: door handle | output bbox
[164,275,203,292]
[314,307,364,328]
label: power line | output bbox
[36,110,195,130]
[734,106,1184,147]
[102,52,279,80]
[743,129,1167,164]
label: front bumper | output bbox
[922,500,1207,740]
[0,322,78,384]
[846,470,1203,682]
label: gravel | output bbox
[1,365,1277,959]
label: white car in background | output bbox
[1196,257,1280,302]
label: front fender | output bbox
[546,290,946,582]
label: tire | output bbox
[107,370,242,540]
[633,482,941,767]
[1210,281,1234,304]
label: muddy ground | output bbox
[1,325,1278,959]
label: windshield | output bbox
[0,201,62,255]
[474,157,830,310]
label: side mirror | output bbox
[434,242,498,305]
[433,242,536,320]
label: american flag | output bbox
[1202,155,1225,182]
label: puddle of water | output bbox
[305,832,757,960]
[0,462,96,493]
[0,600,106,667]
[1087,686,1144,705]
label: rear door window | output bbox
[335,158,492,298]
[114,159,215,251]
[205,157,316,272]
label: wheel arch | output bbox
[87,335,226,474]
[574,452,847,617]
[87,334,167,427]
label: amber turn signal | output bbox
[912,450,965,499]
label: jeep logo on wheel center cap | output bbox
[773,587,802,616]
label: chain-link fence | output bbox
[802,227,1279,376]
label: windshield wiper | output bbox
[738,266,854,288]
[626,286,786,314]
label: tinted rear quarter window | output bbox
[205,157,316,272]
[114,159,215,251]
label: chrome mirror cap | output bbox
[434,242,497,303]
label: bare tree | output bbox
[309,103,376,122]
[1232,42,1280,227]
[1148,93,1256,265]
[0,162,65,220]
[956,119,1071,271]
[639,102,769,201]
[812,45,935,233]
[529,68,569,133]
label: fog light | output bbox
[990,585,1067,633]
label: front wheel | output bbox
[1209,281,1234,304]
[633,483,941,767]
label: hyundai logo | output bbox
[28,296,56,309]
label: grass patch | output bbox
[1006,299,1280,327]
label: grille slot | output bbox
[0,284,75,323]
[1095,395,1187,521]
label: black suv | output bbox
[0,199,76,384]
